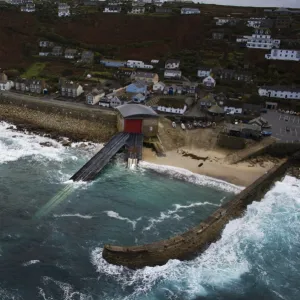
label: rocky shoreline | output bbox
[0,103,117,144]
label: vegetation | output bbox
[21,62,46,78]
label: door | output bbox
[124,119,142,133]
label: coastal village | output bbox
[1,0,300,163]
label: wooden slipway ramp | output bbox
[71,132,130,182]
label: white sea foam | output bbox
[139,161,243,193]
[91,175,300,300]
[40,277,91,300]
[22,260,40,267]
[53,213,94,219]
[104,211,142,230]
[143,201,220,231]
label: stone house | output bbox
[217,69,252,82]
[131,72,159,84]
[65,48,78,59]
[29,79,45,94]
[52,46,63,56]
[0,73,14,91]
[61,80,84,98]
[165,59,180,69]
[86,89,105,105]
[81,51,94,63]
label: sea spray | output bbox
[91,176,300,300]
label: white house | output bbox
[157,105,187,115]
[245,29,280,50]
[0,80,14,91]
[39,52,50,56]
[164,70,182,79]
[165,59,180,69]
[181,8,200,15]
[151,59,159,64]
[86,89,105,105]
[258,86,300,100]
[21,3,35,12]
[127,60,153,69]
[247,17,266,28]
[58,3,70,17]
[197,67,212,78]
[265,49,300,61]
[153,81,166,92]
[128,6,145,14]
[203,76,216,88]
[103,6,121,13]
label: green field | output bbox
[22,62,46,78]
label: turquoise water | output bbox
[1,121,300,300]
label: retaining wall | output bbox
[0,94,116,124]
[217,133,246,149]
[103,156,296,269]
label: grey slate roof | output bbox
[208,105,224,114]
[116,104,158,118]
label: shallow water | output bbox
[0,121,299,300]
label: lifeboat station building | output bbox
[116,104,159,137]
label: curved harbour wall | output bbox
[103,154,299,269]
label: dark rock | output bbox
[40,142,53,147]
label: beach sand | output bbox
[143,147,281,187]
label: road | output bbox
[0,91,116,116]
[263,110,300,143]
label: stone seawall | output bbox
[0,95,117,142]
[103,157,295,269]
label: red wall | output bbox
[124,119,142,133]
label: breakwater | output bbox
[103,152,300,269]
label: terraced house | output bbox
[60,80,84,98]
[0,73,14,91]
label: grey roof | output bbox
[131,80,147,88]
[116,104,158,118]
[135,72,155,79]
[208,105,224,114]
[260,86,300,92]
[249,117,268,125]
[226,123,261,132]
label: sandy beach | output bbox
[143,147,282,187]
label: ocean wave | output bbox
[139,161,243,194]
[22,260,40,267]
[91,175,300,300]
[53,213,94,219]
[143,201,220,232]
[104,211,142,230]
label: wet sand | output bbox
[143,147,281,187]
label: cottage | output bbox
[20,3,35,12]
[129,6,145,14]
[197,67,212,78]
[0,73,14,91]
[52,46,63,56]
[65,48,78,59]
[86,89,105,105]
[244,28,280,50]
[110,96,123,108]
[153,81,166,92]
[258,86,300,100]
[58,3,70,17]
[126,81,147,94]
[265,49,300,61]
[212,31,224,40]
[165,59,180,69]
[61,80,84,98]
[181,8,200,15]
[29,79,45,94]
[103,5,121,13]
[127,60,153,69]
[131,72,159,84]
[203,76,216,88]
[100,59,127,68]
[81,51,94,63]
[39,41,54,48]
[164,70,182,79]
[15,78,29,92]
[275,16,292,29]
[155,7,172,13]
[217,69,252,82]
